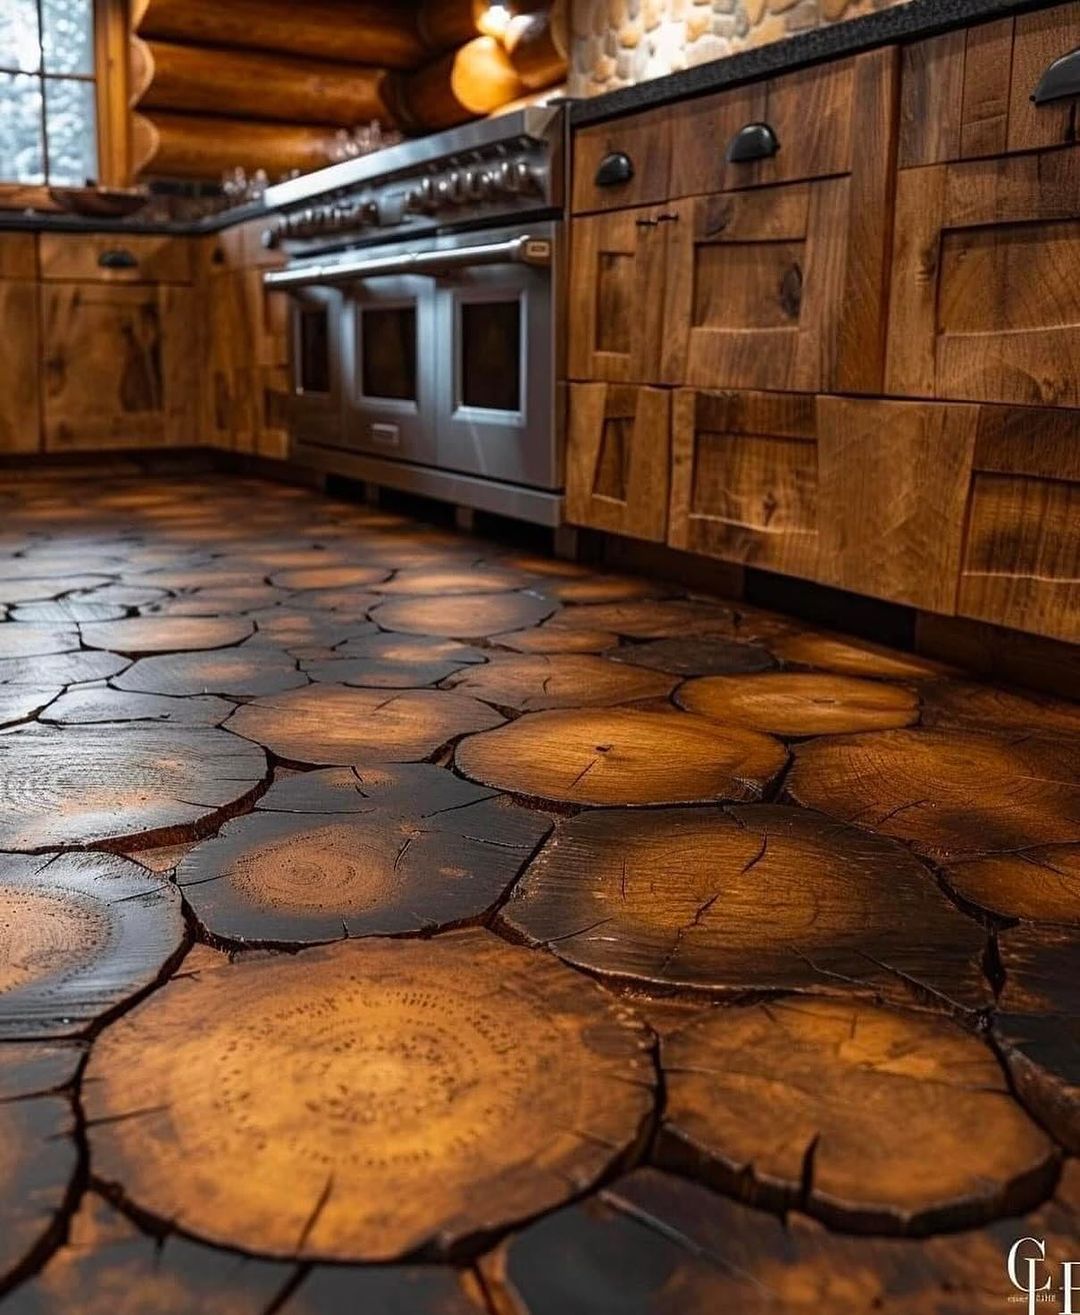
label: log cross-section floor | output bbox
[0,470,1077,1312]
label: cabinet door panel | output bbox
[566,384,670,542]
[887,154,1080,407]
[0,281,41,453]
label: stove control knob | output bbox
[464,167,492,201]
[407,177,436,212]
[444,169,467,205]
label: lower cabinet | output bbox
[0,278,41,453]
[41,281,196,451]
[565,383,670,542]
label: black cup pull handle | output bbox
[97,248,138,270]
[1031,45,1080,104]
[725,122,780,163]
[594,151,635,188]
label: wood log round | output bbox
[489,1163,1080,1315]
[304,633,485,688]
[659,999,1057,1234]
[771,631,955,680]
[0,650,130,687]
[132,112,341,182]
[0,1044,80,1288]
[271,565,390,591]
[143,585,293,617]
[11,600,127,623]
[114,646,306,698]
[610,636,777,676]
[84,930,653,1260]
[80,615,253,655]
[135,0,426,69]
[392,38,525,134]
[178,764,550,944]
[40,688,233,728]
[0,725,266,850]
[446,654,676,712]
[251,608,376,653]
[994,925,1080,1153]
[502,804,990,1007]
[133,40,390,128]
[373,591,556,639]
[549,599,736,639]
[945,845,1080,926]
[0,851,185,1038]
[0,575,113,605]
[456,709,786,807]
[491,626,620,654]
[0,624,78,659]
[535,576,664,604]
[285,589,381,619]
[919,680,1080,738]
[787,729,1080,859]
[675,673,919,737]
[374,566,534,596]
[227,685,503,765]
[0,685,60,728]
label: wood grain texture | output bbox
[919,680,1080,739]
[457,709,785,807]
[787,729,1080,859]
[659,999,1057,1233]
[0,650,130,686]
[41,689,233,727]
[80,616,253,654]
[610,636,776,676]
[675,673,919,736]
[304,633,485,688]
[372,592,557,639]
[548,599,736,639]
[227,685,503,765]
[114,646,306,698]
[0,281,41,454]
[446,653,676,711]
[372,566,531,596]
[85,931,653,1260]
[771,631,955,680]
[501,804,989,1008]
[178,764,550,944]
[0,686,61,728]
[946,845,1080,927]
[572,108,671,214]
[994,924,1080,1153]
[491,626,621,654]
[0,725,266,850]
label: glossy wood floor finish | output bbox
[0,473,1077,1314]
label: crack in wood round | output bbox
[250,609,377,653]
[41,689,234,728]
[445,654,677,712]
[675,673,920,737]
[609,636,777,676]
[0,625,79,659]
[486,1163,1080,1315]
[80,616,254,654]
[548,600,737,639]
[270,565,391,590]
[658,999,1058,1235]
[0,725,267,850]
[2,1193,294,1315]
[491,626,621,655]
[944,845,1080,926]
[0,650,130,687]
[0,1043,80,1289]
[919,681,1080,738]
[178,765,551,944]
[373,567,534,596]
[114,646,307,699]
[787,730,1080,859]
[0,576,114,606]
[0,851,185,1038]
[771,631,956,680]
[0,686,61,728]
[84,930,654,1261]
[143,585,294,617]
[227,686,504,766]
[372,592,557,639]
[501,805,990,1009]
[994,925,1080,1153]
[303,634,486,689]
[457,709,786,807]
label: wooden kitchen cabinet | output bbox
[0,234,41,453]
[41,281,196,450]
[566,383,670,542]
[572,105,672,215]
[38,232,194,285]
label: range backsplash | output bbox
[569,0,910,96]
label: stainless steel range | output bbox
[262,106,565,526]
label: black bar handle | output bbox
[97,248,138,270]
[1031,45,1080,104]
[594,151,634,188]
[725,122,780,163]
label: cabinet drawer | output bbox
[886,151,1080,408]
[900,4,1080,165]
[670,56,870,196]
[566,383,670,542]
[39,234,194,284]
[572,107,672,215]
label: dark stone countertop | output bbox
[568,0,1061,126]
[0,199,267,238]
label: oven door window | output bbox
[460,299,522,413]
[361,305,418,402]
[296,306,331,395]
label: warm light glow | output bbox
[479,2,513,40]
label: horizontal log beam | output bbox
[131,112,340,181]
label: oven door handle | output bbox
[263,235,553,290]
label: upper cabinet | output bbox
[569,48,900,397]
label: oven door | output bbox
[343,270,437,466]
[285,286,344,446]
[434,224,557,490]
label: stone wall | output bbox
[568,0,910,96]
